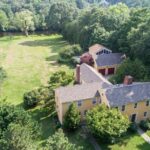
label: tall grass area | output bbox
[0,34,72,105]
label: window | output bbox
[134,103,138,108]
[131,114,136,122]
[92,98,96,105]
[144,112,147,117]
[122,105,125,111]
[77,100,82,107]
[146,100,149,106]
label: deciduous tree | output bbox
[45,129,82,150]
[86,105,130,143]
[14,10,35,36]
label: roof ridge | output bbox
[55,81,100,91]
[82,63,112,85]
[105,82,150,91]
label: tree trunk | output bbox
[24,29,28,37]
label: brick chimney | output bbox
[75,64,80,84]
[124,75,133,85]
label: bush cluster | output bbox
[58,45,82,65]
[128,123,138,133]
[139,120,150,131]
[23,87,52,109]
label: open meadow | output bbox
[0,34,71,105]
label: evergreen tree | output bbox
[64,103,81,130]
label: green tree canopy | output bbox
[49,70,74,88]
[0,10,8,31]
[110,59,148,84]
[64,103,81,130]
[47,2,78,32]
[14,10,35,36]
[1,124,37,150]
[44,129,82,150]
[0,103,39,139]
[86,105,130,143]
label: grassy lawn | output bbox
[0,34,71,105]
[99,132,150,150]
[146,130,150,137]
[66,129,94,150]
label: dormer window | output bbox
[134,103,137,108]
[122,105,125,111]
[146,100,149,106]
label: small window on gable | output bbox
[146,100,149,106]
[77,100,82,107]
[134,103,137,108]
[92,98,96,104]
[122,105,125,111]
[144,112,147,117]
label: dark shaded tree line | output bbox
[1,0,150,35]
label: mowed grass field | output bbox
[0,34,71,105]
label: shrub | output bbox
[128,123,138,133]
[23,89,41,109]
[58,45,82,64]
[139,120,150,131]
[48,70,74,88]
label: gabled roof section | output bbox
[89,44,112,55]
[104,82,150,107]
[95,53,124,67]
[80,63,112,88]
[55,82,101,103]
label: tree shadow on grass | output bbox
[19,37,68,52]
[137,142,150,150]
[98,132,141,150]
[30,107,57,140]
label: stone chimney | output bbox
[124,75,133,85]
[75,64,80,84]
